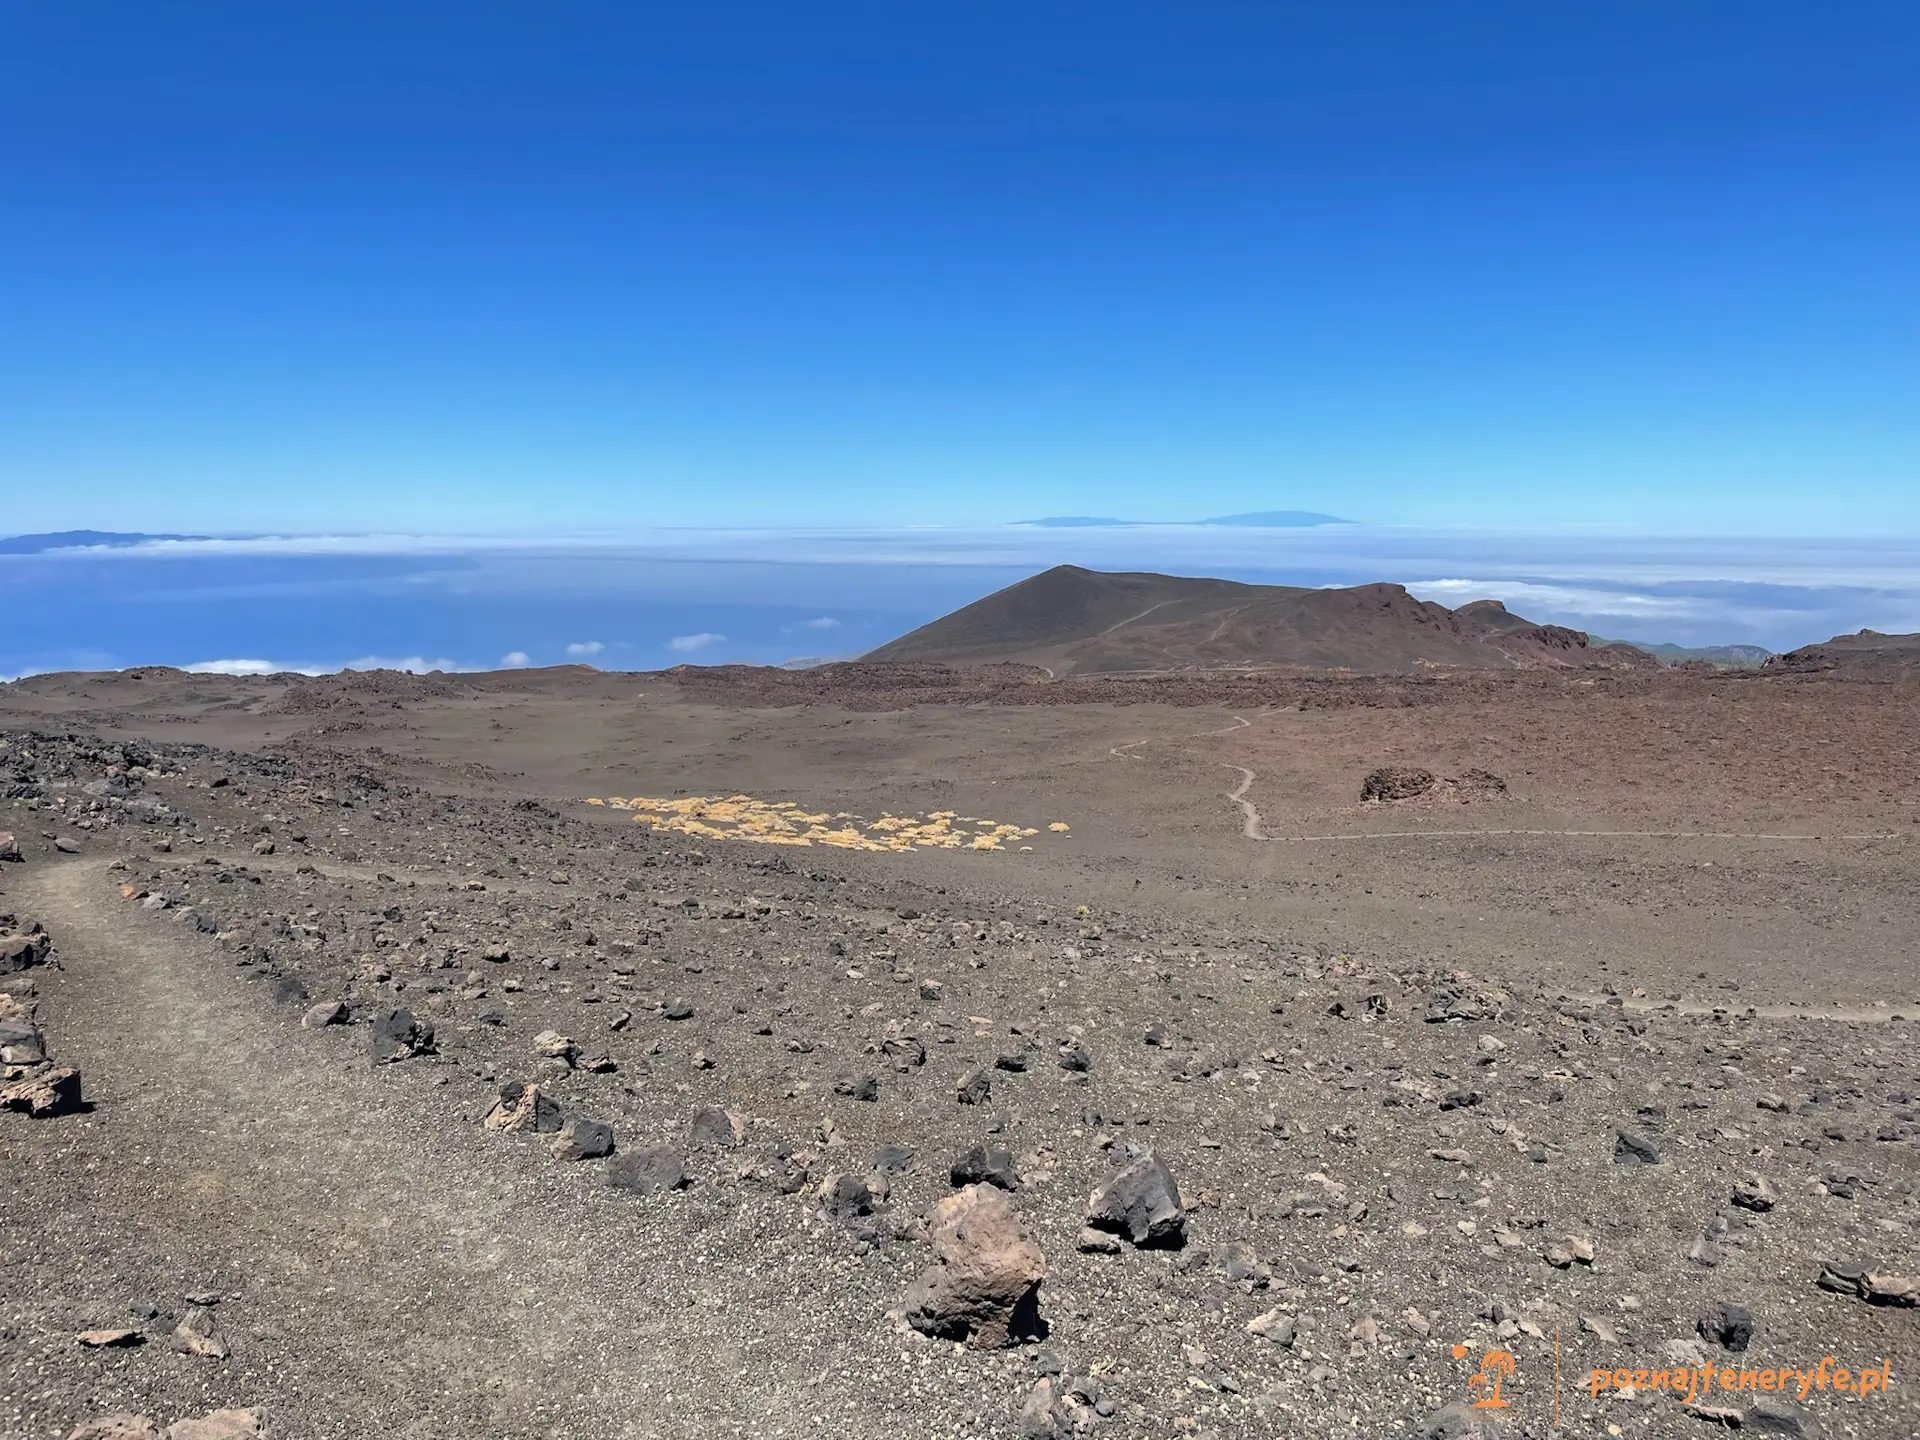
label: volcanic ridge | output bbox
[864,566,1655,676]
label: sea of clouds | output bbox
[3,526,1916,680]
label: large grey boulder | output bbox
[1085,1151,1187,1248]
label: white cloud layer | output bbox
[666,632,726,653]
[43,526,1918,593]
[1404,579,1702,620]
[565,640,605,655]
[499,651,532,668]
[802,616,840,629]
[184,658,296,676]
[185,655,474,676]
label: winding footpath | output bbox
[1220,765,1267,841]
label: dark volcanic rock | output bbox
[551,1116,614,1161]
[1361,765,1435,802]
[1085,1151,1187,1249]
[607,1144,687,1195]
[1612,1128,1661,1166]
[688,1106,746,1147]
[834,1073,880,1101]
[1697,1300,1755,1352]
[0,1018,46,1065]
[1730,1174,1777,1212]
[370,1007,433,1063]
[950,1141,1021,1191]
[0,932,51,973]
[819,1173,876,1220]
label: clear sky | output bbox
[3,2,1915,535]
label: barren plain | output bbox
[2,662,1916,1440]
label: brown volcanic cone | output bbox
[865,565,1654,675]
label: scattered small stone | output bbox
[75,1328,144,1348]
[950,1141,1021,1191]
[300,1001,346,1029]
[169,1306,229,1360]
[0,1018,45,1065]
[1815,1259,1916,1306]
[835,1074,880,1101]
[818,1172,875,1220]
[1612,1129,1661,1166]
[607,1144,687,1195]
[1697,1301,1755,1353]
[550,1116,614,1161]
[1420,1400,1506,1439]
[533,1029,579,1066]
[484,1082,565,1134]
[369,1007,432,1063]
[1247,1308,1297,1346]
[689,1106,747,1147]
[1017,1376,1104,1439]
[1730,1175,1777,1212]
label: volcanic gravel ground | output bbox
[2,726,1916,1440]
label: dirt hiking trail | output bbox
[3,858,836,1440]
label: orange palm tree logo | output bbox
[1452,1344,1516,1409]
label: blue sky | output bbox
[2,2,1916,535]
